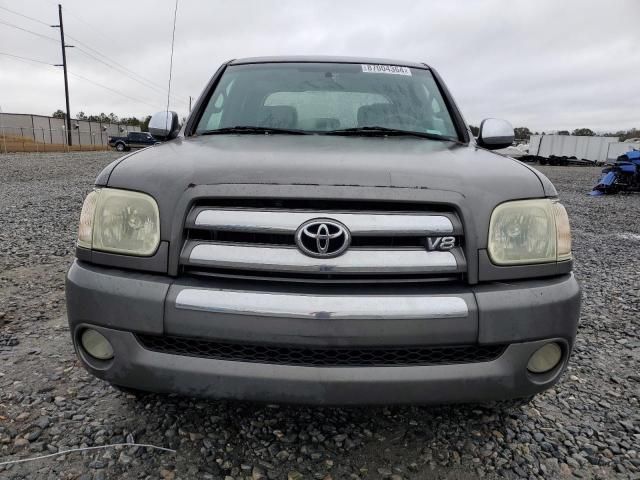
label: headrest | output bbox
[357,103,397,126]
[257,105,298,129]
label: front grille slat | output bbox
[137,334,505,367]
[183,242,462,274]
[189,208,458,236]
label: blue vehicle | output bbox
[591,149,640,195]
[108,131,159,152]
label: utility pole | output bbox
[52,4,72,146]
[0,105,7,154]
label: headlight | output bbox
[552,201,572,261]
[77,188,160,256]
[488,199,571,265]
[77,190,99,249]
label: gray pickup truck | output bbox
[66,56,580,406]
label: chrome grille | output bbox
[181,202,465,282]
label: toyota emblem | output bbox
[295,219,351,258]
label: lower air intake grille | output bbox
[136,335,506,367]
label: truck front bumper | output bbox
[66,260,581,405]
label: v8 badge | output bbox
[426,236,456,251]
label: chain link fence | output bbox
[0,112,141,153]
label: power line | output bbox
[0,5,51,27]
[0,5,188,112]
[70,43,189,106]
[71,46,158,88]
[60,5,114,45]
[68,72,163,111]
[0,51,161,115]
[0,18,58,43]
[68,39,189,105]
[0,51,53,65]
[0,5,188,106]
[59,9,189,105]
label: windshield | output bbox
[195,62,459,139]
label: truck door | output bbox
[129,132,143,148]
[143,133,156,146]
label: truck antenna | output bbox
[165,0,179,132]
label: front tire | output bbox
[115,142,126,152]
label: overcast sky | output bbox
[1,0,639,132]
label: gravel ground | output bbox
[0,152,639,480]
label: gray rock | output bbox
[377,467,393,478]
[32,416,50,429]
[118,451,132,465]
[252,465,268,480]
[24,429,42,441]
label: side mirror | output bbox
[148,111,181,140]
[477,118,514,150]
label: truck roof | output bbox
[229,55,429,69]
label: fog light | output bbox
[81,329,114,360]
[527,342,562,373]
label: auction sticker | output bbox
[361,64,412,76]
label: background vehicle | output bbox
[591,149,640,195]
[67,57,580,406]
[108,131,158,151]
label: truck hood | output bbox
[103,134,548,201]
[100,135,555,255]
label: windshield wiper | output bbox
[324,126,453,141]
[199,126,310,136]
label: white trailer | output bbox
[528,135,618,165]
[529,135,542,158]
[606,141,640,163]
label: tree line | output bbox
[469,126,639,142]
[52,110,152,131]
